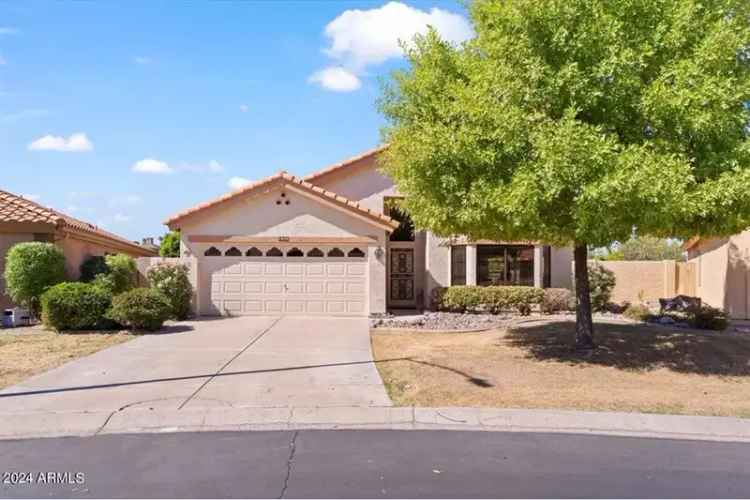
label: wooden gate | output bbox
[676,262,696,296]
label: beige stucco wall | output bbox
[311,158,399,212]
[687,231,750,319]
[57,236,133,281]
[550,247,574,289]
[589,260,677,304]
[0,233,35,310]
[177,185,388,315]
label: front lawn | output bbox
[0,327,133,389]
[371,319,750,417]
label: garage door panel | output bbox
[202,252,368,317]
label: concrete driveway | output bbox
[0,316,391,413]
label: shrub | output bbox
[159,230,181,258]
[107,288,172,331]
[588,263,616,311]
[147,263,193,320]
[541,288,575,313]
[4,242,66,315]
[41,282,114,331]
[623,303,651,322]
[437,286,544,315]
[79,255,108,282]
[688,305,729,331]
[92,254,137,295]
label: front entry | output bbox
[388,246,416,308]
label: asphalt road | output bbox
[1,430,749,498]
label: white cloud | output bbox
[21,193,40,201]
[308,66,362,92]
[28,133,93,152]
[178,160,224,173]
[322,1,472,69]
[133,56,153,65]
[0,27,19,35]
[228,176,253,190]
[239,104,249,113]
[113,213,131,223]
[131,158,173,174]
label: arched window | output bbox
[266,247,283,257]
[204,247,221,256]
[327,248,344,257]
[225,247,241,256]
[306,247,324,257]
[245,247,262,257]
[348,247,365,258]
[286,247,304,257]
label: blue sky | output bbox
[0,1,471,241]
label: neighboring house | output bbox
[0,189,158,310]
[684,232,750,319]
[165,147,574,317]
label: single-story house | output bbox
[165,146,574,317]
[684,232,750,319]
[1,189,157,310]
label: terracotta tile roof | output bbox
[303,144,388,182]
[164,171,399,230]
[683,236,701,251]
[0,189,157,256]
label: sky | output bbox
[0,1,472,242]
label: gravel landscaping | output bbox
[370,311,514,331]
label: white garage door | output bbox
[199,246,369,316]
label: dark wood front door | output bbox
[389,247,415,308]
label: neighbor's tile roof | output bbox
[303,144,388,182]
[164,171,399,230]
[0,189,157,256]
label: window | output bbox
[204,247,221,256]
[266,247,283,257]
[246,247,262,257]
[327,248,344,257]
[451,246,466,286]
[477,245,534,286]
[306,248,324,257]
[286,247,304,257]
[225,247,241,256]
[347,247,365,258]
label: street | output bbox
[1,430,749,498]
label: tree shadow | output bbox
[505,320,750,376]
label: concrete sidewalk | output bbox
[1,405,748,443]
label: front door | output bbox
[389,247,415,308]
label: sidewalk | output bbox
[1,405,749,443]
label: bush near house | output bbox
[91,254,137,295]
[79,255,108,283]
[107,288,172,331]
[541,288,575,314]
[436,286,544,315]
[623,303,652,322]
[40,282,115,331]
[588,263,616,312]
[147,263,193,320]
[4,242,66,315]
[688,305,729,331]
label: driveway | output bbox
[0,316,391,413]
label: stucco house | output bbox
[165,147,574,317]
[684,232,750,319]
[1,189,157,310]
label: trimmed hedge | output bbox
[4,242,66,315]
[41,282,114,331]
[541,288,575,313]
[107,288,172,331]
[435,286,544,315]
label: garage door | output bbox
[199,246,369,316]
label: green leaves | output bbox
[378,0,750,247]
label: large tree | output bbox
[379,0,750,349]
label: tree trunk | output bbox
[573,243,595,350]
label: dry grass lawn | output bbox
[0,327,133,389]
[372,319,750,417]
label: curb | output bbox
[0,406,749,443]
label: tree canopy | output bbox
[379,0,750,247]
[378,0,750,348]
[159,230,181,258]
[604,236,685,261]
